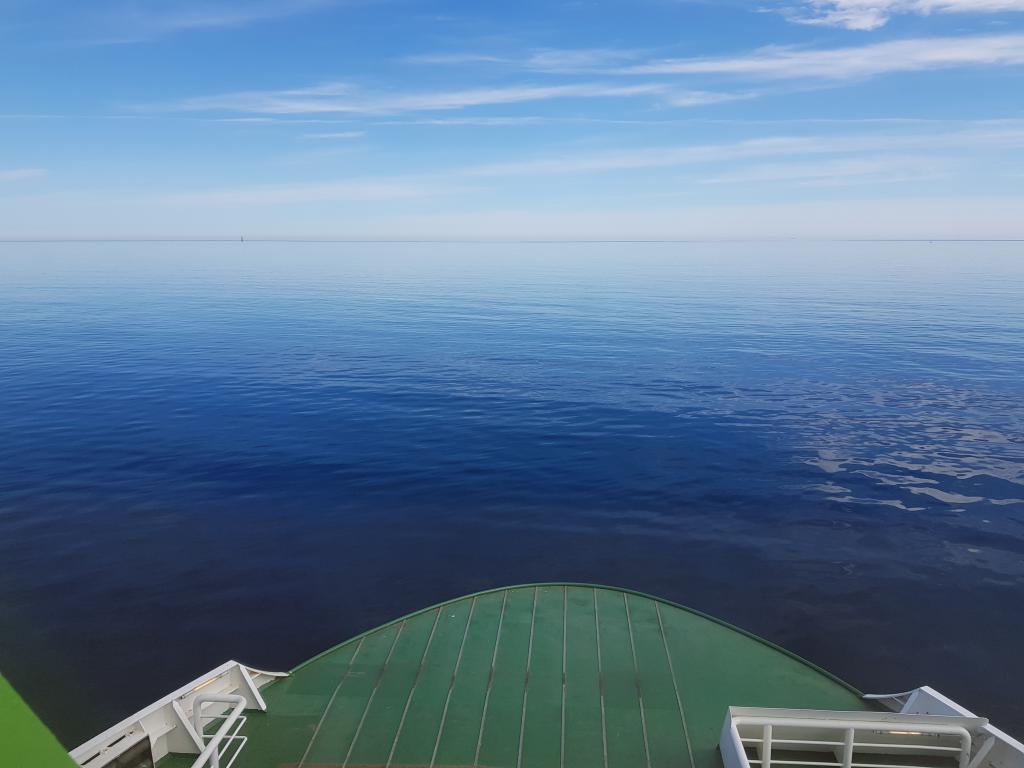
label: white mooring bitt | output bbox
[69,660,287,768]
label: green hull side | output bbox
[0,673,77,768]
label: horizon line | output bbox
[2,237,1024,244]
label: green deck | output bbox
[192,584,871,768]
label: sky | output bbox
[1,0,1023,239]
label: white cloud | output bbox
[148,33,1024,122]
[666,90,757,107]
[461,123,1024,177]
[404,47,643,73]
[92,0,336,42]
[371,116,950,128]
[3,123,1022,238]
[304,130,366,139]
[375,116,553,126]
[523,48,645,72]
[622,33,1024,80]
[164,178,458,206]
[0,168,46,182]
[162,82,668,115]
[402,53,508,66]
[699,155,948,185]
[788,0,1024,30]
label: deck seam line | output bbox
[516,587,540,768]
[385,607,443,768]
[429,597,477,768]
[655,600,697,768]
[559,585,567,768]
[341,620,406,768]
[473,588,509,768]
[296,635,366,768]
[624,593,653,768]
[594,588,609,768]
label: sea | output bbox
[1,241,1022,745]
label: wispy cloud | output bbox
[131,124,1019,214]
[525,48,645,72]
[304,130,366,139]
[165,177,458,206]
[160,81,669,115]
[374,116,553,126]
[621,33,1024,80]
[212,116,358,124]
[89,0,336,43]
[405,47,644,73]
[0,168,46,182]
[666,90,758,107]
[402,52,508,66]
[785,0,1024,30]
[369,115,962,128]
[460,123,1024,177]
[700,155,949,186]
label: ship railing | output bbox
[721,707,988,768]
[70,660,288,768]
[191,694,247,768]
[864,686,1024,768]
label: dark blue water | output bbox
[1,242,1022,745]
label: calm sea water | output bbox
[1,242,1022,745]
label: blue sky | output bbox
[2,0,1023,238]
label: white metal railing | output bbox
[864,687,1024,768]
[721,708,988,768]
[191,694,247,768]
[70,661,288,768]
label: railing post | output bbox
[968,735,996,768]
[762,724,772,768]
[842,727,855,768]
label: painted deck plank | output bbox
[431,590,505,767]
[595,589,649,768]
[302,623,403,765]
[562,586,606,768]
[388,598,474,767]
[476,587,536,768]
[519,586,566,768]
[628,595,693,768]
[243,640,361,767]
[344,608,440,766]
